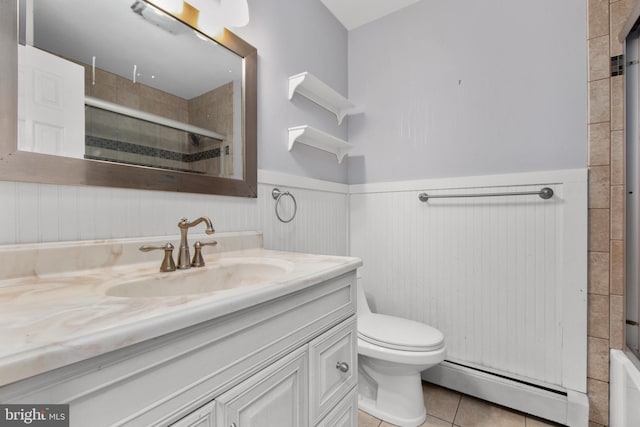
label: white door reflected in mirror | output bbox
[17,45,85,159]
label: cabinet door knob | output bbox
[230,423,237,427]
[336,361,349,372]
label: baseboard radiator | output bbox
[422,361,589,426]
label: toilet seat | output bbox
[358,313,444,352]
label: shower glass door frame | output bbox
[626,30,640,358]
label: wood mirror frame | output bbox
[0,0,257,198]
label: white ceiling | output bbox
[319,0,421,31]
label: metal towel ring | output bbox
[272,188,297,223]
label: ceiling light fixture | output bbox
[132,1,186,35]
[149,0,183,14]
[147,0,249,38]
[220,0,249,27]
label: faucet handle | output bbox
[191,240,218,267]
[139,243,177,272]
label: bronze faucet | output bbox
[177,217,215,269]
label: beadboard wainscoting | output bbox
[0,170,349,256]
[0,182,261,244]
[349,169,589,425]
[257,171,349,255]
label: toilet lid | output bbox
[358,313,445,352]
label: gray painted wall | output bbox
[235,0,349,184]
[347,0,588,184]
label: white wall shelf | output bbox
[288,125,353,163]
[288,72,355,125]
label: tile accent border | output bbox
[86,136,222,163]
[611,54,624,76]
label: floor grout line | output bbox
[430,413,456,425]
[452,391,463,426]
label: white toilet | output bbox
[357,280,446,427]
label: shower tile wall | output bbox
[189,82,235,176]
[82,64,231,175]
[587,0,633,425]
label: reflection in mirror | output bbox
[18,0,244,179]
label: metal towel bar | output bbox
[418,187,554,202]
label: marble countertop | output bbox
[0,247,361,388]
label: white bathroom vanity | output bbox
[0,232,361,426]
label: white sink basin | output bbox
[106,258,293,298]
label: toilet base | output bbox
[357,354,429,427]
[358,394,426,427]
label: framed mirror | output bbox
[0,0,257,197]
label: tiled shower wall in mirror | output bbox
[82,64,236,177]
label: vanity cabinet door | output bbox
[171,400,216,427]
[215,346,309,427]
[308,316,357,424]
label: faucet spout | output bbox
[179,216,215,234]
[177,217,215,269]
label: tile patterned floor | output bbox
[357,382,564,427]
